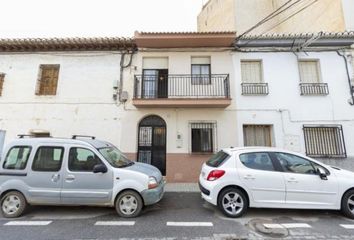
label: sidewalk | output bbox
[165,183,199,192]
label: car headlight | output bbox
[148,176,158,189]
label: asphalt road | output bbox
[1,192,354,240]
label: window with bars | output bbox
[303,125,346,158]
[190,122,216,153]
[243,125,272,147]
[36,65,60,96]
[241,60,263,83]
[0,73,5,96]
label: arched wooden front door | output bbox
[137,115,166,175]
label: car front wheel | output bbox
[115,190,143,218]
[218,187,248,218]
[1,191,27,218]
[341,189,354,219]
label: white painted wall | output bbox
[233,51,354,167]
[0,52,124,146]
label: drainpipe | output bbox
[117,51,134,103]
[337,50,354,106]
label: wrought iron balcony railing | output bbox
[134,74,230,99]
[300,83,329,95]
[241,83,269,95]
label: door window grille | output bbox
[190,122,216,153]
[303,125,346,158]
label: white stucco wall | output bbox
[233,51,354,167]
[0,52,124,146]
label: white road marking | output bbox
[167,222,213,227]
[264,223,312,229]
[281,223,312,228]
[95,221,135,226]
[4,221,52,226]
[340,224,354,229]
[263,224,284,229]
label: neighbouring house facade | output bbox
[198,0,354,34]
[0,32,354,182]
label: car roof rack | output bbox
[72,135,96,140]
[17,134,34,138]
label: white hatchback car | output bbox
[199,147,354,219]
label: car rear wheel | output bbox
[115,190,143,218]
[341,189,354,219]
[218,188,248,218]
[1,191,27,218]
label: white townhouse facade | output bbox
[234,32,354,169]
[0,32,354,182]
[0,37,135,159]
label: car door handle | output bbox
[287,178,298,183]
[243,175,255,180]
[65,175,75,181]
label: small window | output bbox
[206,151,229,167]
[32,147,64,172]
[274,152,316,175]
[69,148,102,172]
[36,64,60,96]
[241,60,263,83]
[303,125,346,158]
[0,73,5,96]
[191,122,216,153]
[3,146,32,170]
[240,152,274,171]
[191,57,211,85]
[298,60,321,83]
[243,125,272,147]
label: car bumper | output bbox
[141,180,165,206]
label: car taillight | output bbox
[207,170,225,181]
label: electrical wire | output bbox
[239,0,322,47]
[236,0,306,40]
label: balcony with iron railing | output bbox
[133,74,231,108]
[241,83,269,95]
[300,83,329,95]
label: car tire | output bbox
[217,187,248,218]
[115,190,143,218]
[341,189,354,219]
[1,191,27,218]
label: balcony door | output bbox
[137,115,166,175]
[142,69,168,99]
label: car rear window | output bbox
[206,151,230,167]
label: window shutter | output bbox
[36,65,60,95]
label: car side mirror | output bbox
[93,164,107,173]
[317,167,328,180]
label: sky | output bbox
[0,0,206,38]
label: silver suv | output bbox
[0,135,165,218]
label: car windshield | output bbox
[98,147,134,168]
